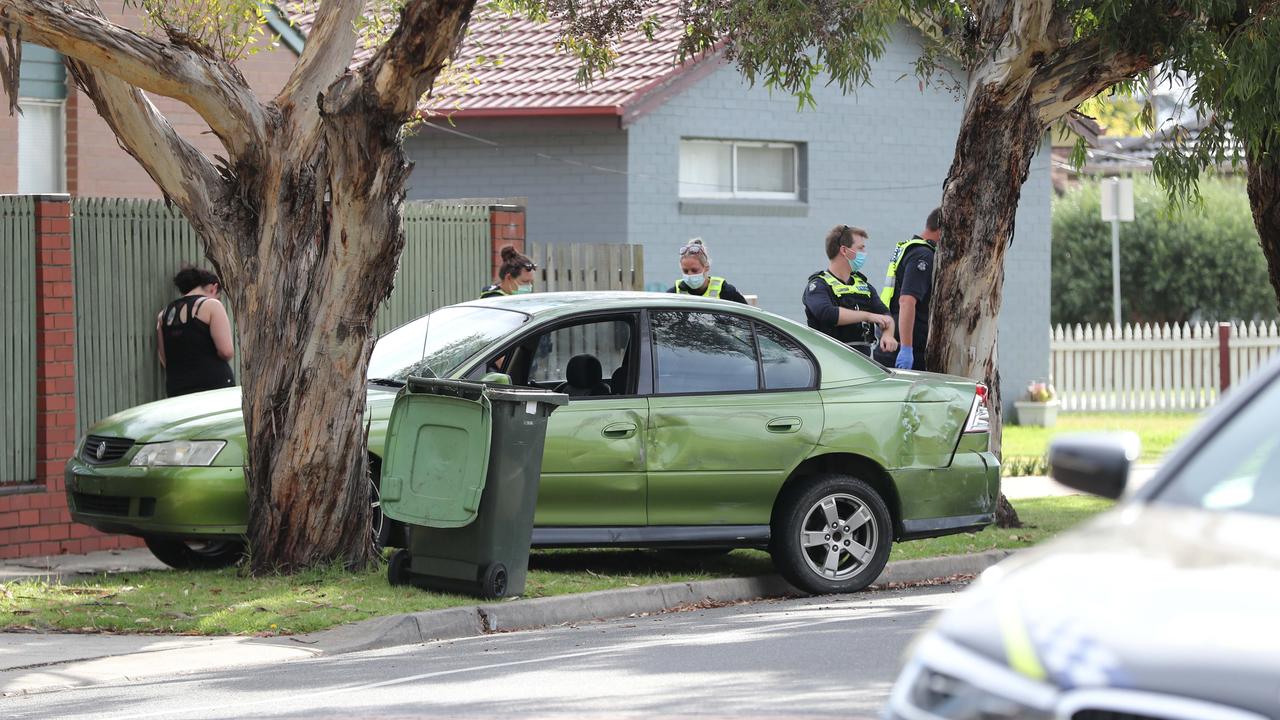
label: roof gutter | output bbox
[421,106,623,120]
[265,4,306,56]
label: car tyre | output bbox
[143,536,246,571]
[770,473,892,595]
[387,549,413,587]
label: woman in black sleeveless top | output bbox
[156,266,235,397]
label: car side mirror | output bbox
[479,372,512,385]
[1048,432,1140,500]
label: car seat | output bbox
[558,354,612,397]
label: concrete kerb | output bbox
[285,549,1014,656]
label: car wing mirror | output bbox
[479,372,512,386]
[1048,432,1140,500]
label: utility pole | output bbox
[1100,177,1134,331]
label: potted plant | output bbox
[1015,381,1059,427]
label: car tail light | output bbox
[963,384,990,434]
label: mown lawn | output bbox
[1,496,1112,636]
[1001,411,1199,475]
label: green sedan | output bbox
[66,292,998,594]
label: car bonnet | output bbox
[933,504,1280,716]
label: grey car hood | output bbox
[935,504,1280,716]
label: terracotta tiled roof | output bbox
[284,3,711,119]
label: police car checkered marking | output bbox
[1027,615,1132,690]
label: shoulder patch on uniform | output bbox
[809,281,817,292]
[917,260,928,271]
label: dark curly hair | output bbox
[497,245,536,281]
[173,265,220,294]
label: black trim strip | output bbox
[532,525,771,549]
[899,513,994,541]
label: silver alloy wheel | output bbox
[798,492,878,581]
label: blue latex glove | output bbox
[894,346,915,370]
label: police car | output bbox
[885,354,1280,719]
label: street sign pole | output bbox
[1111,211,1122,331]
[1100,177,1134,332]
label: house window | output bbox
[18,43,68,194]
[678,139,799,200]
[17,99,66,194]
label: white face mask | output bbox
[683,273,707,290]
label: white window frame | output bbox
[679,138,800,201]
[17,98,67,195]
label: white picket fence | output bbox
[1050,321,1280,412]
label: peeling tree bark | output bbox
[926,5,1156,527]
[1247,145,1280,315]
[1,0,478,573]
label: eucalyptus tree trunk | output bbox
[1246,146,1280,314]
[923,0,1157,528]
[2,0,478,573]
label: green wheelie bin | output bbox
[380,376,567,599]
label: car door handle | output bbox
[601,422,638,439]
[767,417,802,433]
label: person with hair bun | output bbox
[156,265,235,397]
[481,245,537,298]
[666,237,748,304]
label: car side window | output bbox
[755,322,816,390]
[526,318,635,397]
[652,311,759,395]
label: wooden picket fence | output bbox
[525,240,645,292]
[0,197,37,486]
[1050,321,1280,412]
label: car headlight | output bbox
[130,440,226,467]
[902,665,1054,720]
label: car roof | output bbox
[459,291,782,322]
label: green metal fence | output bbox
[72,198,491,433]
[72,198,213,436]
[1,197,37,485]
[375,202,490,335]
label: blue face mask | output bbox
[851,251,867,272]
[683,273,707,290]
[515,283,533,294]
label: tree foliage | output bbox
[1052,177,1278,325]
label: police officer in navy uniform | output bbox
[480,245,536,298]
[803,225,898,358]
[873,207,941,370]
[667,237,749,304]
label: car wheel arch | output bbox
[775,453,903,539]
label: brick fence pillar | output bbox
[489,205,526,281]
[0,194,142,559]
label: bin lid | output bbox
[380,380,492,529]
[481,386,570,407]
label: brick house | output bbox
[0,6,304,197]
[0,9,302,560]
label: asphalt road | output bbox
[1,582,966,720]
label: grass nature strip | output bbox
[1001,412,1199,476]
[1,496,1112,636]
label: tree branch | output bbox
[0,0,266,162]
[64,57,241,279]
[352,0,478,119]
[278,0,360,132]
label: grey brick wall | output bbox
[404,116,628,246]
[625,25,1051,413]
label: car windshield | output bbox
[1154,373,1280,518]
[366,306,528,384]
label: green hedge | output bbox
[1052,177,1278,325]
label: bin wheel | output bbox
[388,549,412,587]
[482,563,509,599]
